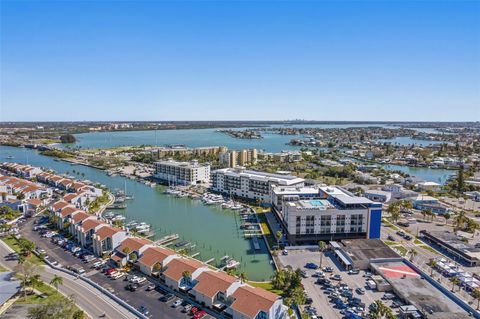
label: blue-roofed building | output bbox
[279,186,382,245]
[0,271,21,306]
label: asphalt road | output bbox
[15,216,216,319]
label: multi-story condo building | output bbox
[157,146,228,158]
[281,186,382,244]
[219,149,258,168]
[211,168,304,203]
[271,184,325,213]
[154,159,210,186]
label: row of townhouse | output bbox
[111,237,287,319]
[1,162,43,179]
[47,197,287,319]
[36,171,102,197]
[0,162,103,200]
[0,175,52,201]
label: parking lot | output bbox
[278,249,398,319]
[22,217,215,319]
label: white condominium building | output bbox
[154,159,210,186]
[281,186,382,245]
[210,167,304,203]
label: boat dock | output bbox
[252,236,261,250]
[204,258,215,264]
[154,234,179,246]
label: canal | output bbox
[0,145,275,281]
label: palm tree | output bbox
[275,230,283,250]
[15,260,38,300]
[408,248,417,262]
[450,277,460,292]
[472,288,480,310]
[181,270,191,286]
[29,274,43,293]
[238,272,248,284]
[443,212,451,225]
[427,259,437,276]
[421,210,428,221]
[454,211,467,231]
[318,241,327,268]
[50,275,63,291]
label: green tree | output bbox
[50,275,63,291]
[450,276,461,292]
[15,260,39,300]
[181,270,191,285]
[318,241,327,268]
[427,259,437,276]
[472,289,480,310]
[275,230,283,250]
[238,272,248,284]
[28,296,77,319]
[443,213,451,225]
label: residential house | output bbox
[77,219,105,249]
[137,246,177,276]
[191,270,241,310]
[162,257,207,291]
[113,237,152,266]
[226,285,285,319]
[92,225,126,256]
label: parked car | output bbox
[355,288,366,295]
[348,268,360,275]
[387,235,396,241]
[396,230,405,237]
[382,293,396,300]
[183,304,192,313]
[138,305,150,316]
[323,266,333,272]
[126,283,139,291]
[193,310,206,319]
[305,263,319,270]
[172,299,183,308]
[331,274,342,281]
[160,293,175,302]
[404,235,413,240]
[146,284,156,291]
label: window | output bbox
[336,215,346,233]
[306,215,315,234]
[296,216,301,234]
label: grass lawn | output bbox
[419,244,439,254]
[254,209,277,249]
[395,246,408,256]
[383,241,398,246]
[414,239,423,245]
[248,281,283,295]
[16,282,63,304]
[1,237,43,265]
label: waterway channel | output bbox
[0,145,275,281]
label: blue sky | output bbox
[1,1,479,122]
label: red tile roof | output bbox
[52,200,69,211]
[138,247,176,267]
[193,271,238,298]
[94,225,123,241]
[80,219,104,232]
[71,211,90,223]
[162,258,203,282]
[59,206,79,218]
[117,237,152,254]
[230,285,279,318]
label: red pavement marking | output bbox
[379,265,420,279]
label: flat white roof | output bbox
[214,168,304,185]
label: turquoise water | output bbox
[0,146,274,281]
[65,123,404,151]
[383,164,455,185]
